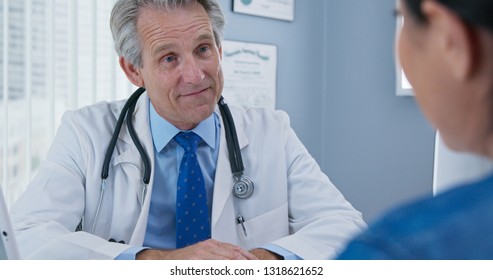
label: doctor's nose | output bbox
[181,57,205,85]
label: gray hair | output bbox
[110,0,225,67]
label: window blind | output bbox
[0,0,133,206]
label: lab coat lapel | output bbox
[211,107,248,240]
[112,93,155,246]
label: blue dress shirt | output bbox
[143,103,219,249]
[116,101,298,259]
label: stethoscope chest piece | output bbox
[233,175,254,199]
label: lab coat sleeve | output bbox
[10,110,131,259]
[269,112,367,259]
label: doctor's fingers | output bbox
[216,240,258,260]
[193,239,258,260]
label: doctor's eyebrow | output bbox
[152,43,177,57]
[151,33,216,58]
[195,33,215,43]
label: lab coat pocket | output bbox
[236,203,289,250]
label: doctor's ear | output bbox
[119,57,145,87]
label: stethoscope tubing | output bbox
[101,87,147,182]
[101,88,246,185]
[218,96,244,177]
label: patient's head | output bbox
[397,0,493,155]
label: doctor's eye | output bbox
[196,45,212,57]
[198,45,209,53]
[163,55,176,63]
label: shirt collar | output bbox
[149,101,217,152]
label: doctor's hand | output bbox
[136,239,258,260]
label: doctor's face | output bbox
[127,3,223,130]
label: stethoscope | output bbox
[91,87,254,233]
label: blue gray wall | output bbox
[220,0,436,223]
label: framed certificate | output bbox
[233,0,295,22]
[221,40,278,109]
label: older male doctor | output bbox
[11,0,365,260]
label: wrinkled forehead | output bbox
[138,4,211,33]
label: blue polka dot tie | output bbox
[174,132,211,248]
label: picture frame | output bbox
[221,39,278,109]
[232,0,295,22]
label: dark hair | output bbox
[403,0,493,33]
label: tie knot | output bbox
[174,132,201,153]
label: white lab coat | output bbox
[11,93,366,260]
